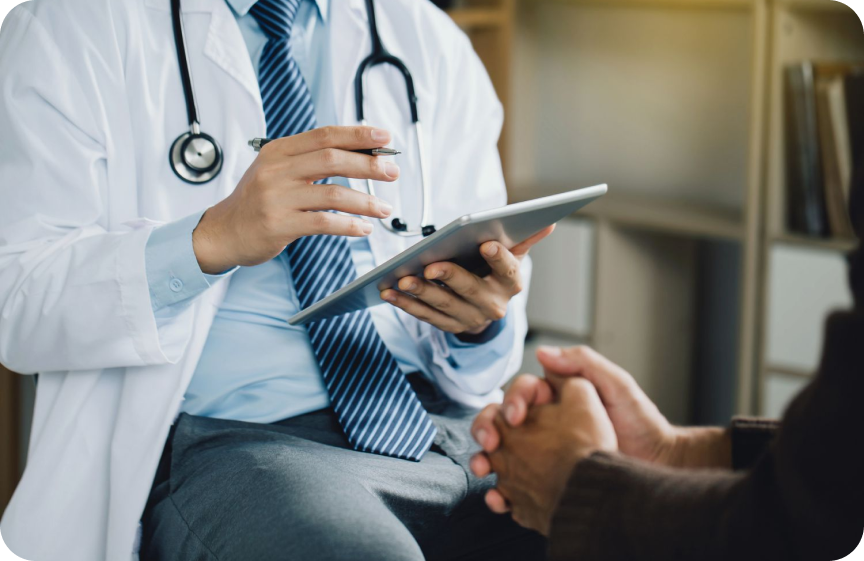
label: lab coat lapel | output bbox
[202,1,262,103]
[144,0,262,106]
[331,0,368,128]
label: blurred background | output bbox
[440,0,861,428]
[1,0,862,515]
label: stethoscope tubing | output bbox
[171,0,434,235]
[171,0,199,128]
[356,0,434,237]
[170,0,223,184]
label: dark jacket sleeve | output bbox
[550,309,864,561]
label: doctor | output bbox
[0,0,549,560]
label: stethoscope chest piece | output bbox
[170,129,223,184]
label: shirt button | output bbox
[169,278,184,292]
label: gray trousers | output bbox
[140,375,546,560]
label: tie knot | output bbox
[249,0,301,40]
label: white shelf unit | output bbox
[509,0,862,422]
[756,0,863,415]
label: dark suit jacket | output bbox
[550,165,864,560]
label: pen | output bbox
[248,138,400,156]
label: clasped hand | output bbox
[469,346,684,536]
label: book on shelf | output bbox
[846,71,864,212]
[816,77,855,238]
[783,62,862,240]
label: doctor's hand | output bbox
[193,126,399,274]
[379,226,555,336]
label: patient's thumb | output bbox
[542,370,575,396]
[536,345,588,376]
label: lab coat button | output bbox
[169,278,184,292]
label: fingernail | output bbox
[476,428,488,447]
[538,345,562,357]
[504,404,518,425]
[406,281,418,291]
[383,162,400,179]
[381,291,395,302]
[360,220,373,235]
[371,129,390,143]
[378,200,393,217]
[483,243,499,257]
[431,269,443,279]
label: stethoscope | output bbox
[169,0,435,237]
[169,0,223,184]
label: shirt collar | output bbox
[226,0,328,22]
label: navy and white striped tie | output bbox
[250,0,437,461]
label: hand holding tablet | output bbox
[288,184,608,326]
[380,225,556,336]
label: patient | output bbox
[471,169,864,560]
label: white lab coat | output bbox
[0,0,528,559]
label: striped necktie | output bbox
[249,0,437,461]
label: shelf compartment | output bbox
[537,0,753,11]
[764,243,853,375]
[764,364,815,378]
[446,8,508,29]
[771,232,859,252]
[776,0,859,13]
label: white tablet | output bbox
[289,184,608,325]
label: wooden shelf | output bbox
[771,232,859,252]
[764,364,815,379]
[587,194,745,241]
[446,8,508,29]
[537,0,753,11]
[776,0,858,13]
[512,188,745,241]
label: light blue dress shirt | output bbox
[144,0,512,423]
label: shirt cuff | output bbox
[145,210,224,313]
[449,317,506,346]
[442,313,513,371]
[729,416,780,471]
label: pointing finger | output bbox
[262,126,392,156]
[296,183,392,219]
